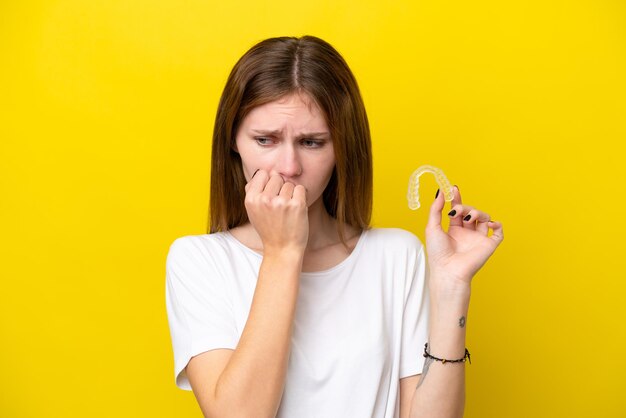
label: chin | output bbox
[306,194,326,210]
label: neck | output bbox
[304,197,340,252]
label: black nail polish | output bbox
[448,209,456,217]
[464,214,472,221]
[435,189,440,199]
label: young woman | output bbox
[165,35,504,418]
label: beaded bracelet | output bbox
[423,343,471,365]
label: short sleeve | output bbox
[165,236,238,390]
[399,242,430,379]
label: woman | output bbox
[165,35,504,418]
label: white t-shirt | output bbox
[165,227,430,418]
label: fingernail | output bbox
[251,169,259,179]
[464,214,472,221]
[454,184,459,191]
[448,209,456,217]
[435,189,440,199]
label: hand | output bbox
[244,169,309,254]
[425,185,504,289]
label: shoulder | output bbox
[166,232,235,273]
[168,232,222,255]
[364,227,424,253]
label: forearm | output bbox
[214,251,302,418]
[410,281,471,418]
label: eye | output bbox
[254,137,273,146]
[301,139,324,148]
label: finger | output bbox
[263,174,285,196]
[278,182,295,199]
[292,184,307,205]
[488,220,504,244]
[426,188,446,232]
[246,169,269,194]
[448,186,464,227]
[469,210,491,235]
[448,203,474,228]
[461,209,477,231]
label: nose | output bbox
[273,144,302,179]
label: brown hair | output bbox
[208,35,373,245]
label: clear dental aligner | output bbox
[407,165,454,210]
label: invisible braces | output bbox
[407,165,453,210]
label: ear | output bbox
[231,141,239,153]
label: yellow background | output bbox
[1,0,624,417]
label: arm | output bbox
[407,282,470,418]
[188,251,302,418]
[187,171,309,418]
[406,185,504,418]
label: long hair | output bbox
[208,35,373,245]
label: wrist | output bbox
[263,242,304,256]
[429,276,471,302]
[262,246,304,266]
[429,276,471,323]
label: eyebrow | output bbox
[251,129,330,139]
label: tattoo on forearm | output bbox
[415,356,434,390]
[459,316,466,328]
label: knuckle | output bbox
[274,198,287,208]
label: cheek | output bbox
[321,155,336,180]
[311,159,336,193]
[238,148,268,171]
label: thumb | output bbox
[426,188,446,232]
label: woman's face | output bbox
[234,92,335,208]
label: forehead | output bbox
[242,93,328,129]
